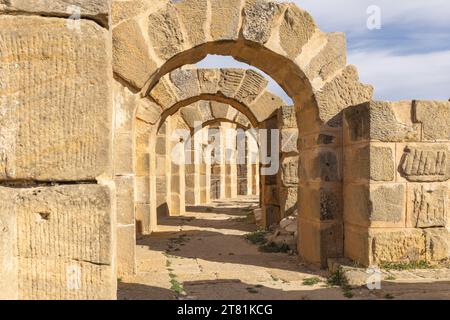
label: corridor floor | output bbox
[118,196,450,300]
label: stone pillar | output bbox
[343,101,450,266]
[219,124,227,199]
[185,129,202,206]
[297,101,344,268]
[199,127,210,204]
[278,106,299,219]
[246,130,259,196]
[155,122,169,218]
[226,123,238,199]
[134,119,151,236]
[260,115,280,227]
[167,116,185,216]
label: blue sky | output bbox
[198,0,450,103]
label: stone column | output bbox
[199,126,210,204]
[135,119,151,236]
[219,124,227,199]
[185,129,202,206]
[278,106,299,219]
[167,116,185,216]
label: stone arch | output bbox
[112,0,374,267]
[112,0,373,127]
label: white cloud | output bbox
[349,49,450,100]
[196,1,450,102]
[294,0,450,33]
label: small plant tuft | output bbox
[379,260,433,271]
[302,277,321,286]
[245,230,268,245]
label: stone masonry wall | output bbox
[0,1,116,299]
[344,100,450,266]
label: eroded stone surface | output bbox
[0,0,110,27]
[0,16,111,181]
[0,184,115,300]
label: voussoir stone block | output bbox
[0,184,115,300]
[279,4,317,59]
[210,0,241,41]
[148,4,186,61]
[316,66,373,126]
[0,16,111,181]
[174,0,208,47]
[305,32,347,83]
[242,0,283,44]
[0,0,111,27]
[136,99,162,125]
[113,19,157,89]
[250,91,284,122]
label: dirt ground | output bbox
[118,197,450,300]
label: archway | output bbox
[112,0,373,268]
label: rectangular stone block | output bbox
[407,184,448,228]
[344,225,370,266]
[298,219,343,267]
[344,183,406,227]
[396,143,450,183]
[262,205,280,227]
[280,129,299,153]
[299,185,342,221]
[414,100,450,141]
[344,101,420,144]
[0,16,112,181]
[0,0,111,27]
[278,105,297,128]
[370,229,426,264]
[135,176,150,204]
[114,133,133,175]
[425,228,449,262]
[344,144,395,182]
[279,187,297,217]
[262,185,278,205]
[135,203,151,235]
[117,225,136,276]
[281,156,299,186]
[136,153,150,177]
[115,176,135,225]
[0,189,17,299]
[0,184,115,300]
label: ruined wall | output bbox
[344,100,450,266]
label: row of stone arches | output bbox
[0,0,448,300]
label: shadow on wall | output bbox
[117,279,450,300]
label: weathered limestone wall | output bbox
[278,106,299,219]
[344,100,450,266]
[0,2,116,299]
[260,114,279,227]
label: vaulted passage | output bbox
[0,0,448,300]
